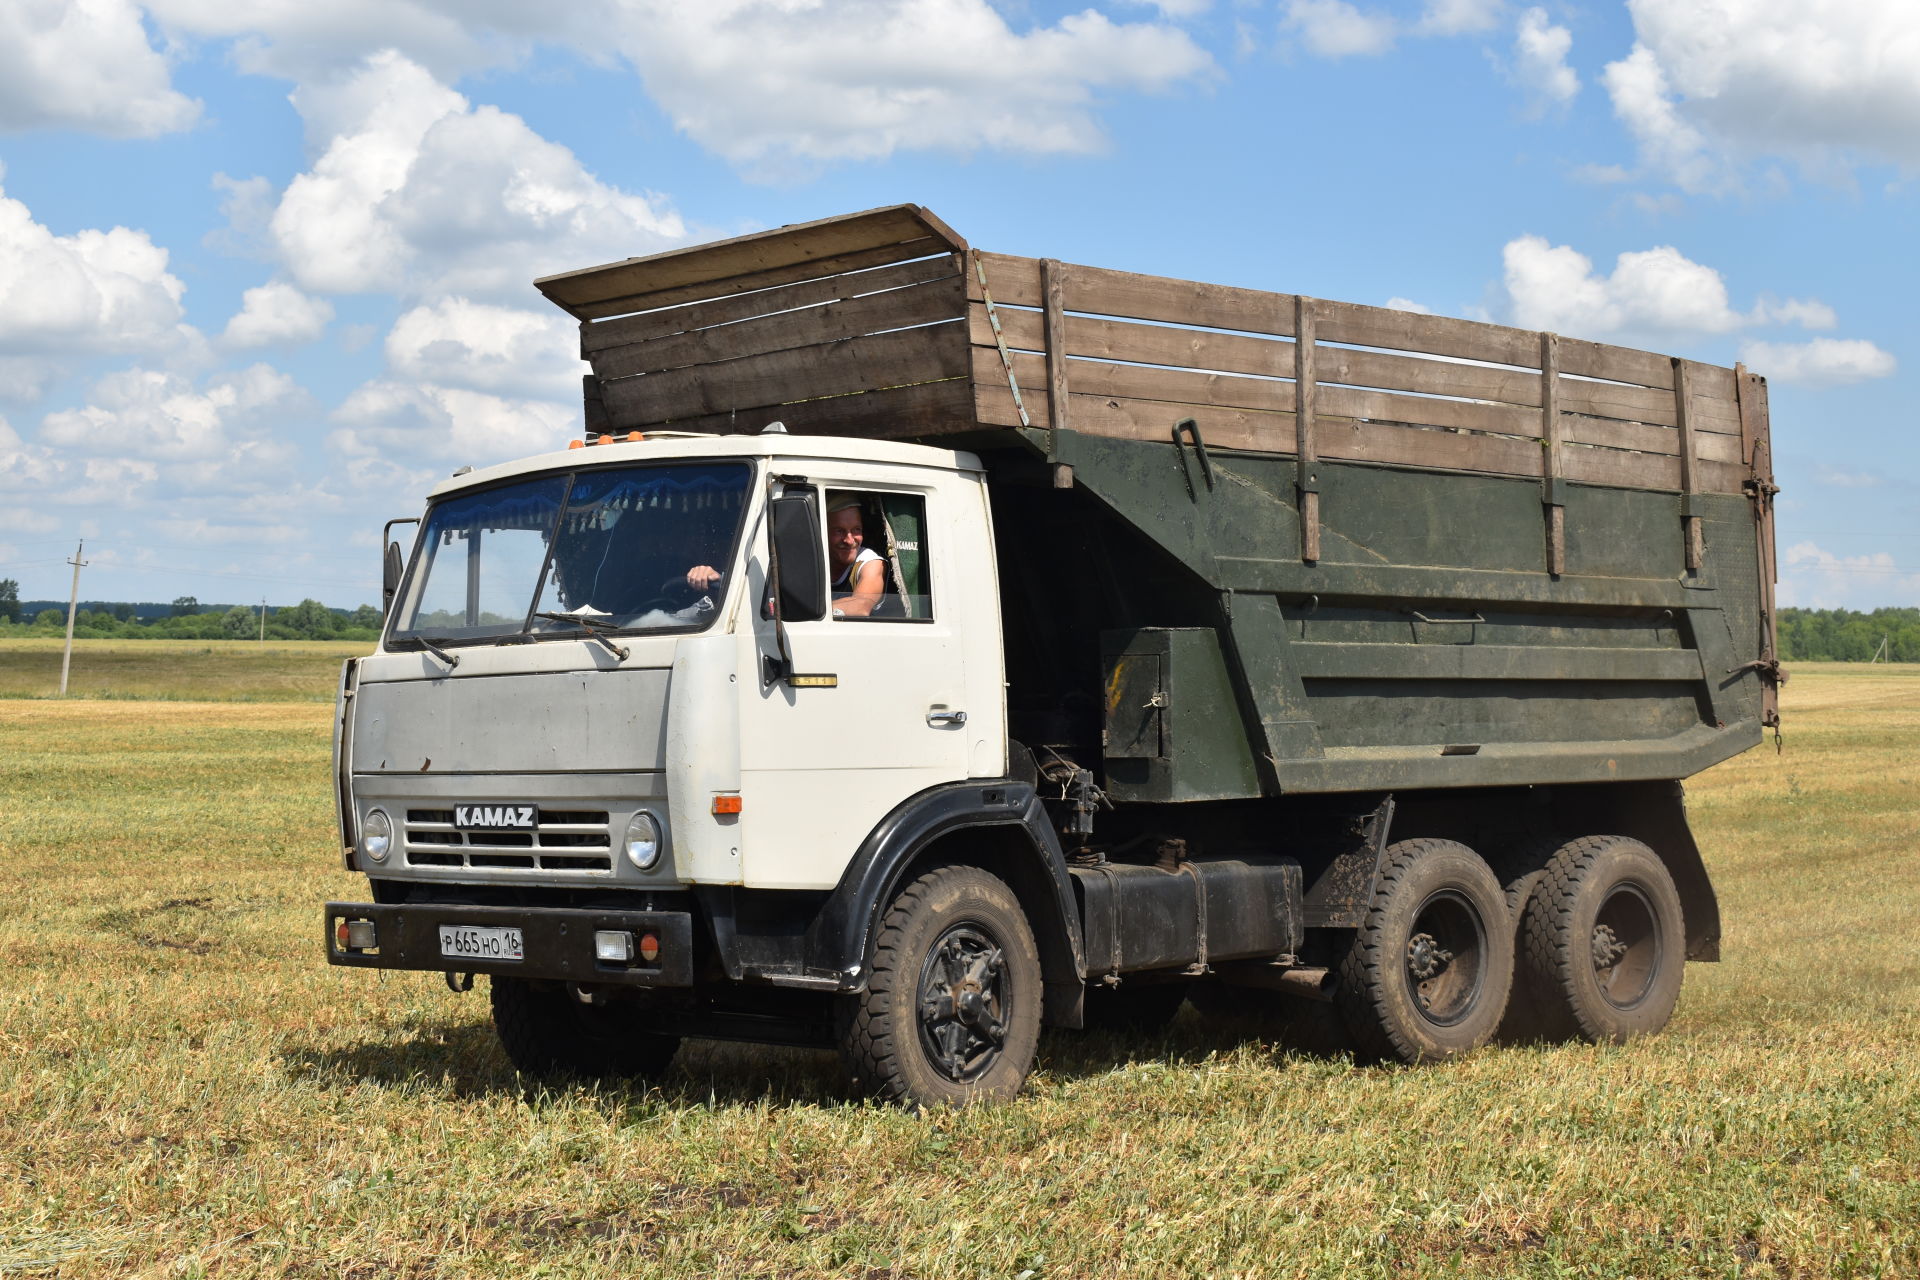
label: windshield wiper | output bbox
[416,637,460,671]
[534,611,631,661]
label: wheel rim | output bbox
[1591,882,1662,1011]
[1402,889,1488,1028]
[916,922,1010,1083]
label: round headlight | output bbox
[362,808,393,863]
[624,811,662,870]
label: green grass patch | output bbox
[0,638,366,702]
[1,669,1916,1277]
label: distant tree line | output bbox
[0,585,383,641]
[1777,607,1920,662]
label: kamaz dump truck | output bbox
[326,206,1782,1107]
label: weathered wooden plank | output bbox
[972,252,1042,307]
[1066,356,1290,415]
[572,238,952,321]
[603,377,975,438]
[1316,344,1542,409]
[1558,337,1673,390]
[1059,262,1299,337]
[1541,332,1565,576]
[581,255,960,354]
[1296,296,1322,562]
[1042,258,1070,467]
[539,205,962,317]
[1556,376,1675,427]
[1316,384,1541,439]
[601,322,966,423]
[1561,415,1741,463]
[1315,300,1540,368]
[590,275,966,381]
[1685,359,1737,405]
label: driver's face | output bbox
[828,506,864,568]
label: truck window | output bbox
[825,490,932,622]
[393,461,751,645]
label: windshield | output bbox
[393,460,753,645]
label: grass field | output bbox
[0,638,367,702]
[1,663,1916,1278]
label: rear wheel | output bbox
[1338,838,1512,1063]
[1518,835,1685,1043]
[840,866,1043,1108]
[490,978,681,1080]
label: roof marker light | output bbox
[568,439,584,450]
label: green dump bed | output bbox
[537,206,1783,798]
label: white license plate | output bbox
[438,924,524,961]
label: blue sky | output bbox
[0,0,1913,610]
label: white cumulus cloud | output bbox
[0,181,192,356]
[1500,235,1836,338]
[610,0,1215,170]
[1606,0,1920,188]
[331,379,574,468]
[1285,0,1398,58]
[41,364,306,461]
[1419,0,1504,36]
[385,299,582,400]
[1513,7,1577,109]
[1739,338,1897,387]
[262,51,684,300]
[0,0,200,137]
[1779,541,1920,611]
[222,280,335,348]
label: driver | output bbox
[684,494,885,618]
[826,495,885,618]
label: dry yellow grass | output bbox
[1,667,1916,1278]
[0,638,365,702]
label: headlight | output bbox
[624,811,662,870]
[361,808,393,863]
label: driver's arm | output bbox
[685,564,723,592]
[832,558,885,618]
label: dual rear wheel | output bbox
[1315,833,1686,1063]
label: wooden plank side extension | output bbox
[570,238,954,321]
[601,322,966,424]
[581,254,960,354]
[600,377,976,438]
[592,275,967,381]
[539,204,964,318]
[975,382,1748,495]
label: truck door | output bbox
[736,475,978,890]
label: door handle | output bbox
[927,710,968,726]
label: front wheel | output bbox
[840,866,1043,1108]
[1518,835,1685,1043]
[490,978,681,1081]
[1338,838,1513,1063]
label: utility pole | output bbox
[59,540,87,695]
[258,598,267,642]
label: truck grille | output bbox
[401,809,613,872]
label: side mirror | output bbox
[382,542,404,616]
[768,489,824,623]
[380,517,419,621]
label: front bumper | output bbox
[324,902,695,987]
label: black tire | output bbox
[840,866,1043,1108]
[1518,835,1685,1043]
[1488,836,1561,1044]
[1080,980,1189,1035]
[490,978,681,1081]
[1337,838,1513,1063]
